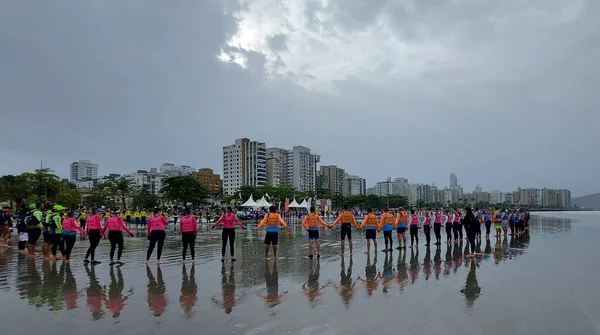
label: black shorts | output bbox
[125,216,131,223]
[397,226,406,233]
[383,230,392,238]
[264,231,279,245]
[43,231,52,243]
[365,229,376,240]
[28,227,41,244]
[308,230,319,240]
[340,224,352,240]
[141,217,147,225]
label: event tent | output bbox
[240,195,258,207]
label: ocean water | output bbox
[0,212,598,335]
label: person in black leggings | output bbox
[84,209,104,264]
[146,208,168,264]
[444,211,453,244]
[179,208,198,262]
[463,207,477,257]
[212,207,246,262]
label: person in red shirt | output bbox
[179,208,198,262]
[212,207,246,262]
[146,208,169,264]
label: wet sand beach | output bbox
[0,212,599,335]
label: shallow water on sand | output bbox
[0,212,599,335]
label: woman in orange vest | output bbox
[331,205,361,256]
[302,206,331,258]
[395,208,409,249]
[257,206,289,260]
[360,208,380,254]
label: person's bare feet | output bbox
[156,260,163,264]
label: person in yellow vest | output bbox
[302,206,331,258]
[134,210,141,229]
[360,208,381,254]
[79,210,88,231]
[140,209,148,228]
[331,205,360,256]
[395,208,409,249]
[124,209,132,228]
[257,206,288,260]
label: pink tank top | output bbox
[180,215,197,233]
[410,215,419,226]
[148,216,167,232]
[434,214,441,223]
[86,215,102,230]
[424,217,432,225]
[454,213,461,223]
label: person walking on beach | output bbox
[360,208,380,254]
[302,206,331,258]
[146,208,168,264]
[395,208,409,249]
[49,205,67,260]
[493,207,502,238]
[78,210,87,233]
[212,207,246,262]
[484,210,492,238]
[134,210,140,229]
[61,210,86,263]
[84,209,104,264]
[102,209,134,265]
[463,207,478,258]
[257,206,288,260]
[408,209,420,248]
[180,208,198,262]
[140,209,148,229]
[331,205,360,256]
[380,208,395,252]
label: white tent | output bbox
[255,196,272,207]
[240,195,258,207]
[299,199,309,209]
[288,198,302,208]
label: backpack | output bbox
[24,210,39,226]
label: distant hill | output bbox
[572,193,600,209]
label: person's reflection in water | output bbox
[181,263,198,317]
[502,236,509,259]
[18,259,43,308]
[423,247,432,280]
[84,264,105,320]
[302,259,330,307]
[494,237,503,264]
[40,260,62,310]
[261,260,287,308]
[409,248,419,284]
[381,252,394,293]
[443,245,452,276]
[395,249,409,290]
[433,245,442,280]
[484,238,492,257]
[359,254,380,296]
[460,260,481,309]
[453,241,463,274]
[212,264,243,314]
[61,263,80,310]
[146,266,167,317]
[335,257,356,308]
[106,265,130,318]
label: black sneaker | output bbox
[91,260,101,265]
[116,261,124,265]
[109,261,115,265]
[316,254,320,258]
[83,259,90,264]
[308,254,313,258]
[395,247,401,250]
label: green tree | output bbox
[55,188,82,208]
[161,176,208,206]
[133,185,159,209]
[105,177,136,209]
[84,182,112,208]
[0,174,31,208]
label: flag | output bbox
[285,197,290,211]
[265,192,270,200]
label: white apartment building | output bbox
[344,174,367,196]
[70,160,99,182]
[375,179,394,196]
[292,146,315,192]
[223,138,267,195]
[489,190,505,205]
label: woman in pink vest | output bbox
[212,207,246,262]
[179,208,198,262]
[147,208,169,264]
[84,208,104,264]
[409,210,420,248]
[423,211,432,246]
[102,209,134,265]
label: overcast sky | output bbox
[1,0,599,196]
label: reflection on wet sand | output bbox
[261,261,287,309]
[84,264,105,320]
[359,254,380,296]
[434,246,442,280]
[460,260,481,309]
[381,253,394,293]
[302,259,330,307]
[181,264,198,317]
[61,263,80,310]
[335,257,356,307]
[107,266,130,318]
[147,266,167,317]
[212,264,244,314]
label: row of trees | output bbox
[0,170,210,210]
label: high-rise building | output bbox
[489,190,505,205]
[542,188,557,207]
[191,168,223,195]
[392,178,410,197]
[159,163,175,174]
[318,165,345,195]
[266,148,291,187]
[375,179,394,196]
[450,173,458,188]
[555,189,572,208]
[223,138,267,195]
[474,191,490,204]
[158,163,194,176]
[474,184,482,193]
[70,160,99,182]
[291,146,316,192]
[344,174,367,196]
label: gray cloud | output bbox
[1,0,599,196]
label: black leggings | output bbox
[109,231,124,260]
[423,225,431,245]
[222,228,235,257]
[445,224,452,242]
[434,223,441,243]
[86,229,101,260]
[52,234,65,257]
[485,221,491,236]
[409,225,419,246]
[182,232,196,260]
[467,232,476,253]
[147,230,166,260]
[453,223,462,240]
[383,230,393,248]
[63,235,76,260]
